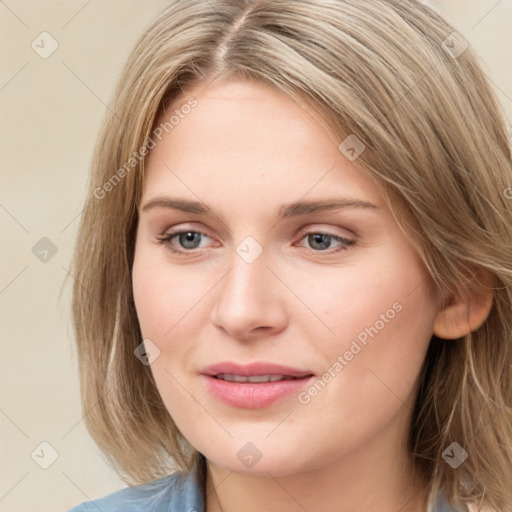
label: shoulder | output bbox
[431,498,465,512]
[65,470,204,512]
[430,492,489,512]
[427,490,463,512]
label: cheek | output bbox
[289,241,435,345]
[131,250,203,413]
[132,262,167,341]
[300,246,437,414]
[132,247,206,340]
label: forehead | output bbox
[142,79,384,211]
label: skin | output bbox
[131,78,493,512]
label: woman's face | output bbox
[132,79,439,476]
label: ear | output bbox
[433,270,495,340]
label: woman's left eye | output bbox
[297,232,355,253]
[156,229,355,257]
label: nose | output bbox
[210,244,288,342]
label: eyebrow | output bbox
[141,196,378,219]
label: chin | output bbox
[202,439,320,478]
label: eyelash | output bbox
[155,228,356,257]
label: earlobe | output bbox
[433,271,495,340]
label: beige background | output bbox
[0,1,510,511]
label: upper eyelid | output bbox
[161,222,354,236]
[162,225,212,239]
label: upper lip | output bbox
[201,361,314,378]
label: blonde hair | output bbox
[69,1,512,510]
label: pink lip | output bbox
[201,361,313,378]
[201,361,315,409]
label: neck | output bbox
[205,462,428,512]
[203,419,429,512]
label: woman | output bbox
[67,1,512,511]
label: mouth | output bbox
[201,361,315,408]
[213,374,300,383]
[201,361,314,379]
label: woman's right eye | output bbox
[156,230,212,256]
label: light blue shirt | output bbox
[66,468,465,512]
[66,470,203,512]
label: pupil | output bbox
[181,232,199,248]
[310,233,330,250]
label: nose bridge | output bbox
[211,235,286,338]
[222,236,270,309]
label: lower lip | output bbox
[202,375,314,408]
